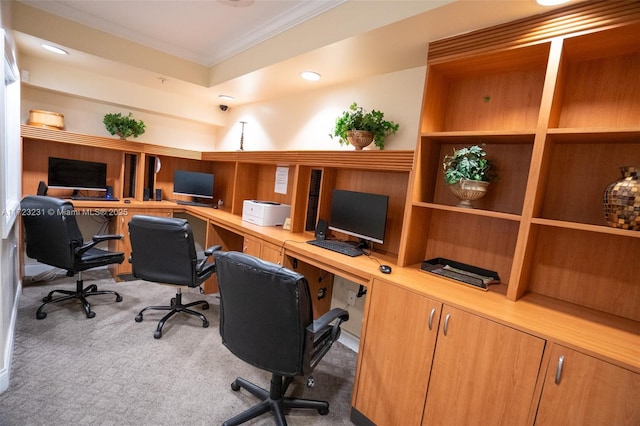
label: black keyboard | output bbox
[307,239,363,257]
[71,196,119,201]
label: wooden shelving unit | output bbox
[20,125,413,262]
[398,3,640,323]
[353,4,640,425]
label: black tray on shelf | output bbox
[420,257,500,291]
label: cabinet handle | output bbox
[428,308,436,330]
[555,355,564,384]
[443,313,451,336]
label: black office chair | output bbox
[212,250,350,426]
[20,195,125,320]
[128,215,220,339]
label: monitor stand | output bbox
[175,197,216,208]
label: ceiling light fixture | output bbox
[219,95,235,101]
[300,71,321,81]
[217,0,255,7]
[41,44,68,55]
[536,0,570,6]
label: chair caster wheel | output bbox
[115,295,123,302]
[307,377,315,388]
[86,311,96,319]
[36,311,47,320]
[203,320,209,328]
[202,303,209,310]
[318,408,329,416]
[135,315,143,322]
[230,381,240,391]
[154,330,162,339]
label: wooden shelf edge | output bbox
[201,150,415,171]
[546,127,640,142]
[421,130,536,143]
[21,124,203,160]
[532,218,640,238]
[413,201,522,222]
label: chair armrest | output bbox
[204,245,222,256]
[308,308,349,334]
[75,234,123,255]
[306,308,350,370]
[92,234,124,243]
[196,245,222,272]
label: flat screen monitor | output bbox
[329,189,389,245]
[47,157,107,192]
[173,170,214,201]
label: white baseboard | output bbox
[0,279,22,394]
[338,329,360,353]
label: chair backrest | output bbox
[128,215,200,286]
[21,195,84,270]
[212,250,313,377]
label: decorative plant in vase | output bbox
[442,144,496,208]
[330,102,399,150]
[103,112,146,140]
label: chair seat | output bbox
[20,195,125,320]
[128,214,221,338]
[213,250,349,425]
[80,247,124,264]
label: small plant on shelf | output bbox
[442,144,496,208]
[330,102,399,150]
[103,112,146,139]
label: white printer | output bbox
[242,200,291,227]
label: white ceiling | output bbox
[17,0,347,67]
[10,1,572,121]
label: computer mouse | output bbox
[379,264,392,274]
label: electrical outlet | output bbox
[347,290,356,306]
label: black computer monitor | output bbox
[47,157,107,192]
[173,170,214,203]
[329,189,389,246]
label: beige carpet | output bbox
[0,270,356,426]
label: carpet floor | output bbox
[0,270,356,426]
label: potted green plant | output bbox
[442,144,496,208]
[330,102,399,150]
[103,112,146,140]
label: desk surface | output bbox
[70,199,640,370]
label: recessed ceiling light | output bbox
[42,44,68,55]
[219,95,235,101]
[300,71,321,81]
[536,0,570,6]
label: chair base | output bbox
[36,273,123,320]
[134,288,209,338]
[223,374,329,426]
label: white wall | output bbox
[1,1,23,394]
[21,65,426,153]
[216,66,425,152]
[21,86,219,152]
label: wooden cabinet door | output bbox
[422,305,544,426]
[242,236,261,257]
[260,241,283,265]
[535,344,640,426]
[243,236,283,264]
[354,279,441,426]
[117,208,172,275]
